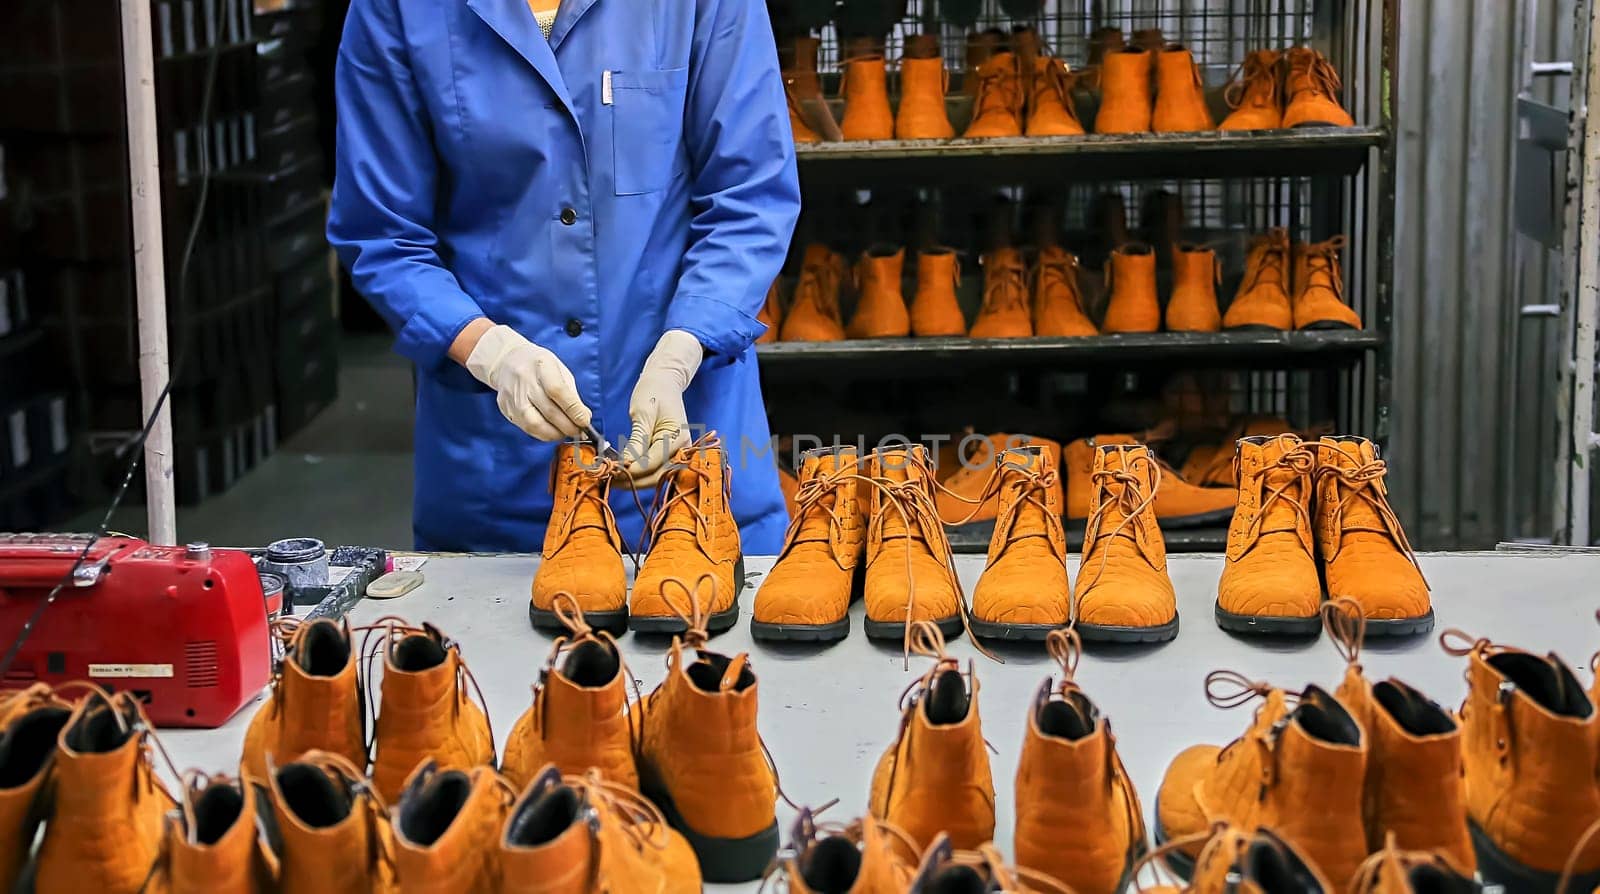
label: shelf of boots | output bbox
[756,330,1382,377]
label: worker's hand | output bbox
[620,330,704,489]
[464,324,592,440]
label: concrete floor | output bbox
[62,335,416,549]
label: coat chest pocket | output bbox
[609,67,689,195]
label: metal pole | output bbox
[120,0,178,545]
[1568,0,1600,546]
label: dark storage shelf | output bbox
[794,126,1385,186]
[757,329,1382,376]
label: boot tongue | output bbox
[790,451,851,545]
[1092,446,1154,538]
[995,448,1055,542]
[553,443,612,535]
[1320,438,1389,535]
[657,462,707,537]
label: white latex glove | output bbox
[620,329,704,489]
[465,324,592,440]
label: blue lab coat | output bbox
[328,0,799,554]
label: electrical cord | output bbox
[0,28,224,678]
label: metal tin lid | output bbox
[265,538,324,565]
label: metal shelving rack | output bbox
[758,0,1396,550]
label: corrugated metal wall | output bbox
[1388,0,1578,547]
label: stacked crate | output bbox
[0,0,280,508]
[253,0,339,440]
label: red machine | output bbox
[0,534,272,727]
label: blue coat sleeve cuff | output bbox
[392,292,484,373]
[664,294,764,368]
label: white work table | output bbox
[163,549,1600,891]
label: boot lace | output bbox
[1033,250,1086,315]
[979,253,1029,316]
[1560,815,1600,894]
[532,594,642,747]
[1299,236,1347,297]
[971,56,1022,124]
[1348,832,1464,892]
[945,842,1074,894]
[1320,597,1366,670]
[551,454,628,555]
[774,456,859,563]
[640,431,728,558]
[1289,48,1344,101]
[761,808,920,894]
[1030,58,1079,120]
[989,456,1064,562]
[1129,822,1236,892]
[1240,230,1291,293]
[1234,436,1316,548]
[1313,445,1426,585]
[1224,51,1281,110]
[1075,448,1162,600]
[1203,669,1301,799]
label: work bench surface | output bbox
[165,550,1600,891]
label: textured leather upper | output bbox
[632,441,743,619]
[848,248,911,339]
[371,634,495,803]
[1102,244,1161,334]
[782,245,848,342]
[897,57,956,139]
[869,669,995,851]
[502,639,638,791]
[1152,46,1214,132]
[1218,435,1321,619]
[269,758,396,894]
[841,55,894,141]
[970,249,1033,338]
[1095,48,1153,133]
[1166,246,1222,332]
[1073,445,1177,629]
[965,52,1024,138]
[1220,50,1284,131]
[392,766,509,891]
[972,447,1069,627]
[532,442,627,613]
[157,779,277,893]
[755,449,865,626]
[910,249,967,337]
[1315,437,1430,620]
[1025,58,1084,137]
[242,620,365,784]
[1223,230,1293,330]
[1033,247,1097,336]
[864,446,962,624]
[1283,48,1355,128]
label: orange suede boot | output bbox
[1349,836,1480,893]
[847,245,912,338]
[499,766,701,894]
[1282,47,1355,128]
[757,280,781,342]
[1443,629,1600,891]
[1014,629,1145,894]
[1294,236,1362,329]
[1215,434,1322,634]
[1323,600,1471,873]
[869,623,995,851]
[783,243,849,342]
[368,620,496,803]
[149,772,280,894]
[773,808,915,894]
[1026,57,1085,136]
[268,750,397,894]
[630,434,745,632]
[35,690,177,894]
[863,445,966,641]
[1102,243,1161,333]
[1221,50,1284,131]
[1064,434,1234,527]
[531,441,628,632]
[392,762,509,892]
[1033,246,1097,336]
[241,617,365,784]
[906,835,1075,894]
[785,73,822,144]
[1152,44,1214,132]
[502,597,638,790]
[897,42,956,140]
[910,247,967,336]
[964,52,1024,138]
[1095,47,1153,133]
[753,446,866,642]
[636,591,778,882]
[0,686,72,890]
[1315,437,1431,633]
[969,445,1069,640]
[1166,244,1222,332]
[1072,443,1179,643]
[969,247,1032,337]
[1223,229,1293,330]
[842,55,894,141]
[1154,677,1367,888]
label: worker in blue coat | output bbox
[328,0,800,554]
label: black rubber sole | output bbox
[638,756,778,883]
[863,615,963,641]
[1076,615,1180,644]
[1300,320,1358,331]
[1151,795,1197,882]
[627,556,746,635]
[1223,324,1286,332]
[1470,820,1600,894]
[968,618,1062,641]
[750,618,850,642]
[1362,609,1435,637]
[529,605,627,636]
[1214,605,1322,636]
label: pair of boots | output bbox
[966,246,1097,338]
[852,625,1142,894]
[529,434,744,636]
[965,29,1085,138]
[1217,434,1431,635]
[1224,230,1362,331]
[511,594,782,882]
[1155,603,1473,892]
[1101,242,1224,333]
[778,244,916,340]
[836,36,957,142]
[1222,47,1356,130]
[1096,42,1213,133]
[752,444,968,644]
